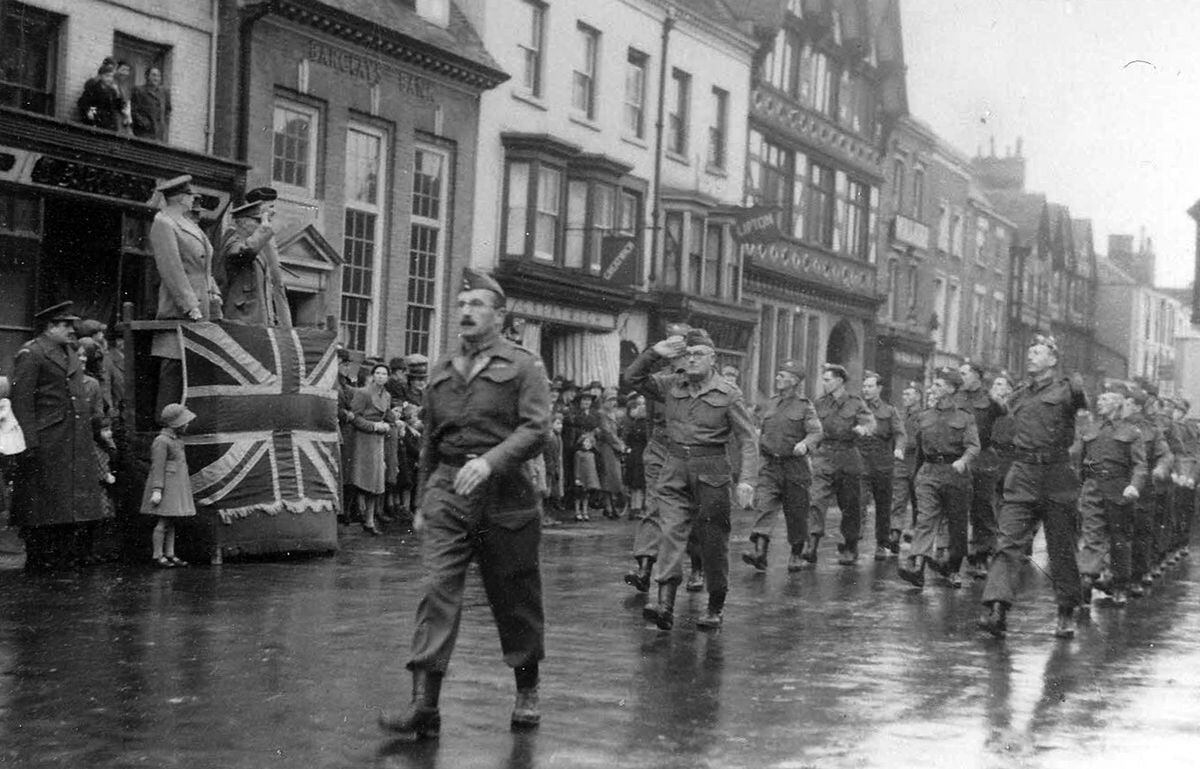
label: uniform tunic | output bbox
[750,390,823,547]
[858,396,905,547]
[1127,411,1171,581]
[982,374,1088,610]
[408,334,549,673]
[911,397,980,568]
[891,403,922,533]
[956,385,1008,558]
[1075,416,1145,584]
[624,349,758,594]
[809,391,875,547]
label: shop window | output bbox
[775,308,790,380]
[667,68,690,156]
[406,145,449,357]
[0,3,61,116]
[572,24,599,120]
[518,0,546,97]
[0,188,40,328]
[272,98,320,197]
[564,179,588,269]
[708,87,728,170]
[624,49,647,138]
[534,166,562,260]
[340,124,386,352]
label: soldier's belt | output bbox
[1082,466,1125,480]
[665,441,726,459]
[923,453,962,464]
[1012,448,1070,465]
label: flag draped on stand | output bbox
[179,322,341,523]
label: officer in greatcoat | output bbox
[10,301,110,571]
[379,268,549,738]
[215,187,293,327]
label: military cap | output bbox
[777,360,806,380]
[388,356,407,373]
[231,200,265,219]
[1101,381,1130,398]
[244,187,278,204]
[1030,333,1059,354]
[34,300,80,324]
[75,318,106,338]
[155,174,194,197]
[460,267,506,303]
[160,403,197,429]
[934,367,963,389]
[683,328,715,349]
[404,353,429,377]
[823,363,849,381]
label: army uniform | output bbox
[979,370,1088,632]
[1155,411,1183,567]
[857,394,905,557]
[1176,416,1200,552]
[890,399,922,539]
[1127,409,1171,588]
[624,339,758,628]
[1075,410,1146,600]
[808,390,875,562]
[955,382,1007,568]
[745,385,823,569]
[900,387,980,588]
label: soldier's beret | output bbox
[935,367,963,389]
[155,174,193,197]
[245,187,278,204]
[683,328,715,349]
[75,318,106,338]
[1101,381,1129,398]
[823,363,848,381]
[388,356,407,373]
[160,403,197,429]
[34,301,80,324]
[777,360,805,380]
[460,267,506,304]
[336,346,352,363]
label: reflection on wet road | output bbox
[1,522,1198,768]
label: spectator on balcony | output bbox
[131,66,172,142]
[77,58,124,131]
[114,60,134,134]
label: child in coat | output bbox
[0,375,26,517]
[140,403,197,567]
[573,432,601,521]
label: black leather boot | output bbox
[976,602,1008,638]
[741,535,768,572]
[685,558,705,592]
[1054,606,1075,639]
[511,664,540,731]
[624,556,654,593]
[643,581,678,630]
[696,589,726,629]
[801,533,821,564]
[379,669,443,739]
[787,542,805,572]
[898,555,925,588]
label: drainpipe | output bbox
[205,0,219,153]
[237,1,274,162]
[648,7,676,286]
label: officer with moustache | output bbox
[857,371,906,561]
[741,359,823,573]
[379,269,550,738]
[625,328,757,630]
[978,335,1089,639]
[956,361,1007,576]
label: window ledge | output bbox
[622,134,648,150]
[569,113,601,132]
[666,150,689,166]
[511,90,548,112]
[705,164,728,178]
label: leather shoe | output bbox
[511,687,540,731]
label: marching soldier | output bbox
[379,269,550,738]
[741,360,823,573]
[978,335,1088,639]
[625,328,757,630]
[1075,382,1145,608]
[890,381,923,551]
[806,365,875,566]
[1124,385,1171,595]
[1153,390,1183,576]
[898,368,979,589]
[1168,398,1198,561]
[857,371,906,561]
[956,362,1008,576]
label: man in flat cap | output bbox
[624,327,757,630]
[807,364,875,566]
[978,335,1089,639]
[216,187,292,327]
[741,359,822,573]
[1075,381,1144,608]
[1122,383,1172,594]
[10,302,110,570]
[380,267,550,737]
[898,368,979,590]
[856,370,906,561]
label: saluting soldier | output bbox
[1075,382,1145,608]
[1124,384,1171,595]
[806,364,875,566]
[978,335,1089,639]
[10,302,111,571]
[857,370,906,561]
[956,362,1008,576]
[379,268,550,738]
[890,381,923,551]
[625,328,757,631]
[215,187,293,327]
[898,368,979,590]
[741,359,823,573]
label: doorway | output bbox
[39,197,123,326]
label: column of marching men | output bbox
[620,329,1200,638]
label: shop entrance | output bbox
[39,197,124,326]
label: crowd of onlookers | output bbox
[77,56,172,140]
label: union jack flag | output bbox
[180,322,341,522]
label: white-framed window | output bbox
[572,23,600,119]
[624,49,648,138]
[891,159,905,211]
[975,216,989,263]
[272,98,320,197]
[667,68,690,156]
[406,143,450,358]
[339,123,386,353]
[518,0,545,97]
[936,203,949,251]
[911,167,925,219]
[708,87,729,169]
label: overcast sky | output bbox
[902,0,1200,287]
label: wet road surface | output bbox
[2,516,1199,769]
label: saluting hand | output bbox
[651,336,686,358]
[454,457,493,496]
[736,481,754,509]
